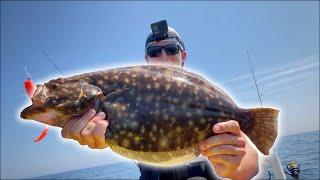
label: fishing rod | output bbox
[244,46,286,179]
[244,46,263,107]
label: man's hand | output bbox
[199,120,259,180]
[61,109,109,149]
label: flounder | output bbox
[20,65,279,166]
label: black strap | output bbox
[138,160,218,180]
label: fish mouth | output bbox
[20,105,58,126]
[20,105,39,119]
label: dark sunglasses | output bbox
[146,44,181,57]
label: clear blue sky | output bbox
[1,1,319,179]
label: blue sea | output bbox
[270,130,319,179]
[31,131,319,179]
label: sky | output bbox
[1,1,319,179]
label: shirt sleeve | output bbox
[252,151,270,179]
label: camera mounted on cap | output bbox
[151,20,169,41]
[145,20,185,51]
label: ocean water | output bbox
[31,162,141,179]
[31,131,319,179]
[270,130,319,179]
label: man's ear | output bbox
[181,51,187,67]
[145,55,150,63]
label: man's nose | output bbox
[159,49,168,58]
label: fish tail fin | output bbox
[245,108,279,155]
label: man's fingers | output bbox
[201,145,246,157]
[93,119,109,149]
[61,118,78,139]
[80,111,106,149]
[210,161,227,178]
[213,120,241,136]
[70,109,96,142]
[208,154,242,168]
[199,133,246,150]
[92,111,106,122]
[72,109,97,130]
[61,110,108,149]
[81,120,96,148]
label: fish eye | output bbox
[45,97,56,104]
[49,83,58,89]
[40,93,46,98]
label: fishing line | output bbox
[24,65,32,79]
[42,49,64,76]
[22,50,65,143]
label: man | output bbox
[61,21,259,180]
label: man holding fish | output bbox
[60,21,261,179]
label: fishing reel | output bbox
[287,161,300,177]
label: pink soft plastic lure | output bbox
[33,125,49,143]
[24,77,49,143]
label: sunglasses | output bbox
[146,44,181,57]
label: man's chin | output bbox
[150,62,181,67]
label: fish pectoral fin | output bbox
[99,88,130,113]
[104,88,130,101]
[79,87,85,98]
[79,80,86,98]
[92,96,101,111]
[78,79,103,99]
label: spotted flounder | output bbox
[20,65,279,166]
